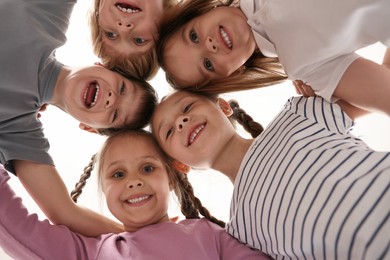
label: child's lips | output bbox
[83,81,100,108]
[115,1,141,14]
[187,123,206,146]
[125,194,151,206]
[219,26,233,50]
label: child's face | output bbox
[61,65,144,130]
[100,134,172,232]
[98,0,164,57]
[151,91,235,169]
[163,7,256,87]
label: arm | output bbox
[14,160,124,236]
[294,80,370,120]
[0,165,91,260]
[333,57,390,116]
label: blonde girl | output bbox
[89,0,177,80]
[157,0,390,116]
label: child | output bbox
[89,0,177,80]
[157,0,390,115]
[0,0,157,236]
[0,131,268,260]
[151,90,390,259]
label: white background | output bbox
[1,1,389,259]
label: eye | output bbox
[204,58,214,71]
[189,30,199,43]
[134,38,147,45]
[112,171,125,179]
[120,82,125,95]
[105,31,118,39]
[112,109,118,123]
[142,164,155,174]
[183,103,193,113]
[166,128,173,140]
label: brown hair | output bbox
[89,0,178,80]
[71,129,225,228]
[157,0,287,94]
[96,77,158,136]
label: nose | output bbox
[128,178,143,189]
[205,36,218,53]
[105,90,116,108]
[175,115,189,131]
[116,20,133,30]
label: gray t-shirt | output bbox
[0,0,76,172]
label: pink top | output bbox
[0,166,268,260]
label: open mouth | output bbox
[115,2,141,13]
[219,26,233,49]
[126,195,151,204]
[83,81,100,108]
[188,124,206,146]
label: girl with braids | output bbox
[88,0,178,80]
[151,90,390,259]
[157,0,390,116]
[0,131,268,260]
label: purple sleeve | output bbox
[0,165,95,260]
[207,221,270,260]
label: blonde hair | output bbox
[158,0,287,94]
[88,0,178,80]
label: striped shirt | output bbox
[226,96,389,259]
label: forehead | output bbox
[106,134,159,158]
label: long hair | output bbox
[71,129,226,228]
[157,0,287,94]
[88,0,178,80]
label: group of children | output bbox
[0,0,389,259]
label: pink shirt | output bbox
[0,167,268,260]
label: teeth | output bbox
[116,4,140,13]
[219,27,232,49]
[83,82,100,108]
[189,125,205,145]
[127,195,149,204]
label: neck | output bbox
[212,134,254,183]
[50,66,69,110]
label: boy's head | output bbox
[89,0,177,80]
[54,64,157,135]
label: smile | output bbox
[83,81,100,108]
[116,2,141,13]
[188,124,205,146]
[219,26,232,49]
[126,195,150,204]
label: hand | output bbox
[293,80,316,97]
[37,104,48,119]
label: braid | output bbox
[174,171,226,228]
[229,100,264,138]
[70,154,96,203]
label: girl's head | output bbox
[89,0,177,80]
[71,129,225,231]
[157,0,286,94]
[151,90,263,169]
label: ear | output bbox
[171,160,190,174]
[79,123,99,134]
[217,98,233,117]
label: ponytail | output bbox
[229,100,264,138]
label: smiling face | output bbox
[98,0,164,57]
[58,64,143,130]
[100,133,172,231]
[151,91,235,169]
[163,6,256,87]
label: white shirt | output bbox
[226,96,390,259]
[240,0,390,101]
